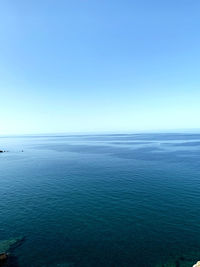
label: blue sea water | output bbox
[1,133,200,267]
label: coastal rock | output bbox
[0,253,8,267]
[0,237,24,254]
[156,257,200,267]
[0,252,8,261]
[193,261,200,267]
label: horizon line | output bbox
[1,128,200,137]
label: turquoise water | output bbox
[1,133,200,266]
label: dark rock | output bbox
[0,237,24,267]
[0,253,8,261]
[0,237,25,254]
[0,254,20,267]
[0,253,8,266]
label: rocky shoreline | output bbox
[0,237,24,267]
[156,254,200,267]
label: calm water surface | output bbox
[1,133,200,266]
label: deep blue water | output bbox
[1,133,200,266]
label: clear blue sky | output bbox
[0,0,200,134]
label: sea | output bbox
[1,133,200,267]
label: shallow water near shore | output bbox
[1,133,200,267]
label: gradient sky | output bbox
[0,0,200,134]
